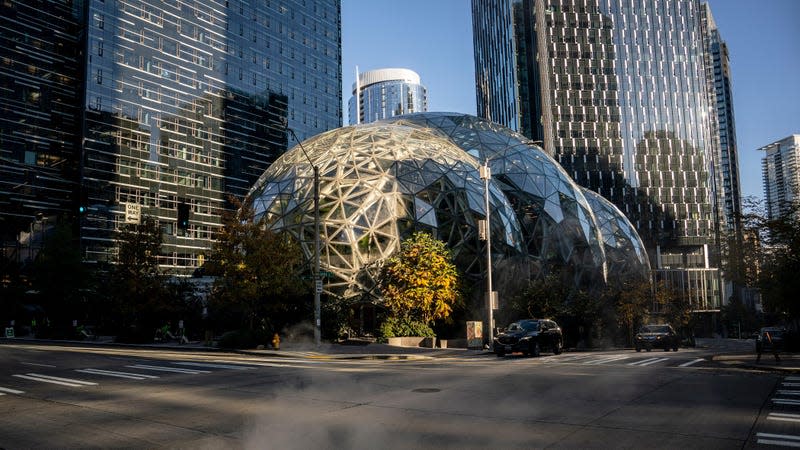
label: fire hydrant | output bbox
[271,333,280,350]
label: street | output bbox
[0,341,789,448]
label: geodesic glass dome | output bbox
[580,187,650,284]
[247,123,524,300]
[382,113,607,287]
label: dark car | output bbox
[635,324,680,352]
[493,319,563,357]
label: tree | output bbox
[758,202,800,320]
[611,277,652,346]
[205,197,307,333]
[379,232,461,326]
[108,216,167,331]
[30,220,89,323]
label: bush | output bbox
[114,325,154,344]
[378,317,435,340]
[217,328,270,349]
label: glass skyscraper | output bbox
[1,0,342,274]
[761,135,800,222]
[1,1,85,261]
[348,68,426,125]
[472,0,736,314]
[700,3,741,236]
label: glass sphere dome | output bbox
[382,113,607,287]
[247,122,523,299]
[580,187,651,283]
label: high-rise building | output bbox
[348,68,426,125]
[761,135,800,221]
[472,0,733,314]
[0,0,343,274]
[1,1,85,262]
[701,3,741,236]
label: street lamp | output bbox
[479,159,495,347]
[285,125,321,346]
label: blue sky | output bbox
[341,0,800,201]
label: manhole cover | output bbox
[412,388,441,393]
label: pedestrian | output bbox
[756,328,782,363]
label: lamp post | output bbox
[285,126,321,346]
[479,159,494,347]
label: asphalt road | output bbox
[0,341,788,449]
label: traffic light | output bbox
[177,202,190,230]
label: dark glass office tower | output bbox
[80,0,342,272]
[700,4,741,236]
[0,1,85,261]
[473,0,732,314]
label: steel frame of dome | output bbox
[580,187,651,283]
[247,123,523,300]
[382,113,608,287]
[247,113,650,301]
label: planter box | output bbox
[387,336,436,348]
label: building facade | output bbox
[0,0,85,263]
[1,0,343,274]
[348,68,426,125]
[761,135,800,221]
[472,0,732,314]
[700,3,741,236]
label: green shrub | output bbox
[378,317,435,340]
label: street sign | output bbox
[315,279,323,293]
[125,203,141,224]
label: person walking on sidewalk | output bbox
[756,326,784,363]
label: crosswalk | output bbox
[0,360,262,397]
[533,352,706,368]
[754,376,800,447]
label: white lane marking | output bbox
[778,390,800,396]
[583,355,631,365]
[21,362,56,368]
[769,413,800,423]
[773,398,800,406]
[127,364,210,374]
[678,358,705,367]
[76,369,160,380]
[627,357,670,366]
[556,354,598,362]
[757,432,800,447]
[0,387,25,394]
[173,361,255,370]
[786,377,800,381]
[12,373,97,387]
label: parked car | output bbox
[634,324,680,352]
[493,319,563,357]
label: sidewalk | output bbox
[695,337,800,372]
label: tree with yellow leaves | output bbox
[379,232,461,326]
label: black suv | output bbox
[493,319,563,357]
[634,324,680,352]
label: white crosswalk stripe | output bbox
[583,355,631,365]
[627,357,670,366]
[173,361,256,370]
[0,387,25,395]
[678,358,704,367]
[12,373,98,387]
[773,398,800,406]
[768,412,800,423]
[76,368,160,380]
[126,364,210,374]
[757,432,800,447]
